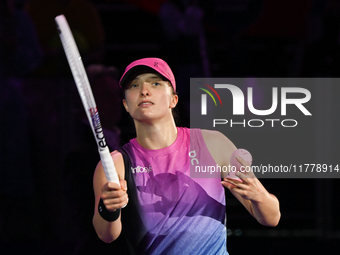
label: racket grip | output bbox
[99,147,120,186]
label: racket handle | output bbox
[99,147,120,186]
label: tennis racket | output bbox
[55,14,120,186]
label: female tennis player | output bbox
[92,58,280,254]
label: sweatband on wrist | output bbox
[98,198,120,222]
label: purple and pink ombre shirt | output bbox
[122,127,228,255]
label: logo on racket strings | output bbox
[90,107,107,148]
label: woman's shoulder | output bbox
[200,129,235,148]
[200,129,223,138]
[200,129,237,166]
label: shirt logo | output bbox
[131,165,153,174]
[189,150,199,165]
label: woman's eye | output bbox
[153,82,160,86]
[129,84,138,88]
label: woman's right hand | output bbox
[101,180,128,211]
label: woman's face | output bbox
[122,73,178,123]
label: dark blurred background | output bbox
[1,0,340,254]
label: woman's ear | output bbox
[122,99,129,112]
[170,94,178,109]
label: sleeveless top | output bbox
[121,127,228,255]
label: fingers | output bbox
[221,180,234,189]
[119,180,128,191]
[233,161,256,179]
[224,172,247,185]
[236,155,249,167]
[101,181,128,211]
[221,176,244,190]
[223,177,241,185]
[104,180,128,191]
[105,181,121,191]
[222,178,251,196]
[222,177,246,188]
[222,174,265,201]
[101,190,129,211]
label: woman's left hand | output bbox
[221,156,268,203]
